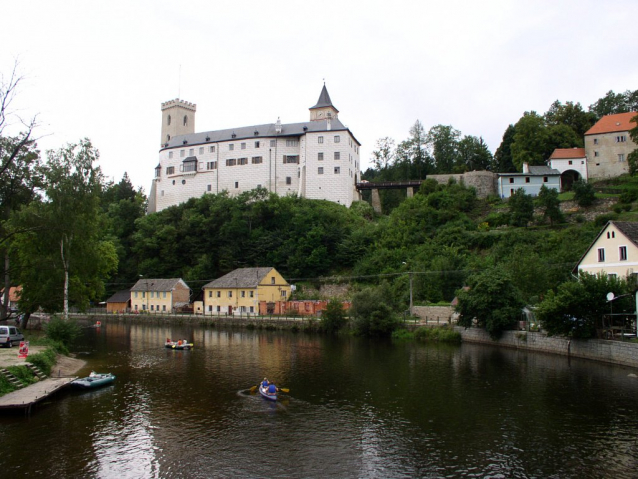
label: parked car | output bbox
[0,325,24,347]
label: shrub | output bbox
[320,299,348,334]
[414,326,462,343]
[614,205,624,214]
[573,180,595,207]
[619,190,638,204]
[44,316,81,345]
[391,329,414,340]
[595,213,618,228]
[27,348,57,376]
[350,282,401,337]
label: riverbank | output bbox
[0,347,86,376]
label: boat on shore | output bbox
[165,339,194,350]
[71,372,115,389]
[259,384,277,401]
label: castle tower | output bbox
[160,98,197,146]
[309,84,339,121]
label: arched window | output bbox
[166,134,170,142]
[167,115,171,126]
[183,115,188,126]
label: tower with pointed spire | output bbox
[309,84,339,122]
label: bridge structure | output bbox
[355,180,424,213]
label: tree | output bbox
[426,124,460,173]
[508,188,534,227]
[456,135,493,172]
[544,100,596,139]
[320,298,348,334]
[12,139,118,319]
[536,273,632,338]
[455,267,524,338]
[494,124,517,173]
[510,112,550,170]
[628,113,638,176]
[350,282,401,337]
[589,89,638,119]
[371,137,395,171]
[537,185,563,225]
[572,179,595,207]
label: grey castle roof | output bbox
[106,290,132,303]
[202,267,285,289]
[131,278,190,292]
[310,84,338,111]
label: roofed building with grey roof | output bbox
[149,85,361,213]
[497,162,561,198]
[130,278,191,313]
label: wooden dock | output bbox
[0,377,77,414]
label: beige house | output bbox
[130,278,191,313]
[574,221,638,279]
[585,112,637,179]
[202,267,291,315]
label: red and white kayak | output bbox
[259,385,277,401]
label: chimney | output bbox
[522,162,530,173]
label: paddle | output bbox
[249,385,258,393]
[278,387,289,393]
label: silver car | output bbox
[0,325,24,347]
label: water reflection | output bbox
[1,322,638,478]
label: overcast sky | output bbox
[1,0,636,193]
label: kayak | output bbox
[165,340,194,350]
[72,372,115,389]
[259,384,277,401]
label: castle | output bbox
[148,85,361,213]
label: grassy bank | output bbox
[392,326,462,343]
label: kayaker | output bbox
[268,382,277,394]
[261,378,269,388]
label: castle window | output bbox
[238,158,248,165]
[286,139,299,147]
[166,134,170,142]
[161,190,164,196]
[169,151,173,159]
[199,147,204,155]
[616,135,627,143]
[251,156,263,164]
[286,177,292,185]
[172,180,175,185]
[334,167,340,174]
[318,152,324,161]
[270,140,276,147]
[594,151,599,157]
[318,136,324,144]
[334,135,340,143]
[167,115,171,125]
[241,142,246,150]
[207,184,212,192]
[155,166,161,178]
[619,154,625,162]
[229,144,234,151]
[235,182,239,188]
[189,148,194,156]
[594,138,598,145]
[166,166,175,175]
[283,155,299,164]
[210,146,216,153]
[182,179,186,185]
[318,167,324,175]
[226,158,237,166]
[255,141,260,148]
[180,150,185,158]
[183,160,197,172]
[183,115,188,126]
[207,161,217,170]
[334,152,340,160]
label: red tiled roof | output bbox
[585,111,637,135]
[549,147,586,159]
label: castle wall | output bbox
[427,171,497,198]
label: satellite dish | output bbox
[607,292,615,301]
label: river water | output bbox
[1,321,638,478]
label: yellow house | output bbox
[202,267,291,315]
[130,278,191,313]
[574,221,638,279]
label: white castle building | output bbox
[148,85,361,213]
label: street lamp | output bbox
[403,262,413,316]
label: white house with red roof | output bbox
[548,147,588,188]
[585,112,637,179]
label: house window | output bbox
[616,135,627,143]
[543,177,548,182]
[216,291,221,298]
[334,152,341,160]
[251,156,263,164]
[226,158,237,166]
[209,291,212,298]
[241,291,245,298]
[134,292,138,298]
[598,248,605,262]
[217,306,221,312]
[150,305,154,311]
[318,152,324,161]
[163,292,167,298]
[210,146,216,153]
[250,291,254,298]
[568,160,572,165]
[271,277,275,284]
[334,135,340,143]
[318,167,324,174]
[608,273,618,280]
[250,306,254,313]
[255,141,260,148]
[169,151,173,159]
[238,158,248,165]
[619,154,625,162]
[270,140,276,147]
[180,150,185,157]
[166,166,175,175]
[594,151,599,157]
[286,139,299,147]
[235,182,239,188]
[283,155,299,164]
[286,176,292,185]
[281,290,287,298]
[334,167,340,174]
[199,147,204,155]
[241,142,246,149]
[509,178,514,184]
[228,291,233,298]
[620,246,628,261]
[207,184,212,191]
[318,136,324,144]
[594,138,598,145]
[229,144,234,151]
[525,177,530,183]
[163,305,166,311]
[207,161,217,170]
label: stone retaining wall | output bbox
[412,306,454,322]
[457,327,638,368]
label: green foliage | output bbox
[44,316,81,344]
[494,124,517,173]
[350,282,401,337]
[508,189,534,227]
[320,299,348,334]
[536,273,633,338]
[573,180,596,207]
[391,329,414,340]
[595,213,618,227]
[589,89,638,119]
[26,348,57,376]
[537,185,564,225]
[619,189,638,204]
[414,326,462,343]
[455,267,524,338]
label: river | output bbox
[1,320,638,478]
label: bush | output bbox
[350,282,401,337]
[573,180,595,207]
[619,190,638,204]
[27,348,57,376]
[391,329,414,340]
[595,213,618,228]
[44,316,81,344]
[320,299,348,334]
[414,326,462,343]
